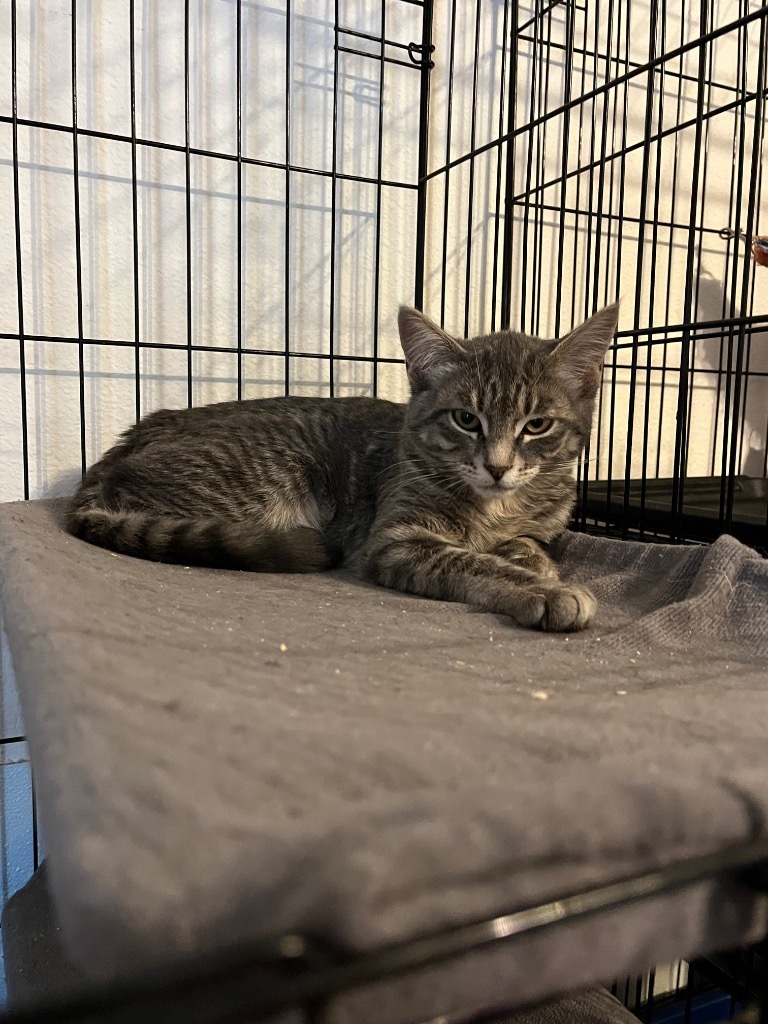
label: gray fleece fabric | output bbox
[0,499,767,1024]
[0,865,640,1023]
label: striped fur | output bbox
[67,508,334,572]
[68,304,618,630]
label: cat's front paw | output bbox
[512,583,596,632]
[494,537,558,579]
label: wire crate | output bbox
[0,0,767,1022]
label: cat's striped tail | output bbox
[66,505,337,572]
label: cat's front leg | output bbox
[361,526,595,632]
[491,537,558,580]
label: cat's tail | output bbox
[66,505,336,572]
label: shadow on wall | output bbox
[45,471,81,500]
[694,266,768,479]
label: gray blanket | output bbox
[0,499,767,1023]
[1,865,639,1024]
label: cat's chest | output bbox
[462,508,528,552]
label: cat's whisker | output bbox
[375,459,420,480]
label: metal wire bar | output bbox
[184,0,193,408]
[6,312,768,356]
[637,0,669,538]
[716,0,751,528]
[498,3,519,331]
[412,0,434,312]
[284,0,292,396]
[724,6,767,531]
[329,2,340,395]
[236,0,243,400]
[654,0,688,482]
[580,0,614,525]
[438,0,458,329]
[129,0,141,422]
[603,0,630,532]
[371,0,386,395]
[10,0,29,500]
[670,0,710,542]
[461,0,483,338]
[0,114,419,190]
[489,0,512,333]
[423,6,768,184]
[2,837,768,1024]
[71,0,87,475]
[622,0,659,539]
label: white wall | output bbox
[0,0,766,501]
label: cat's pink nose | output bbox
[485,464,510,481]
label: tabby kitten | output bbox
[68,304,618,632]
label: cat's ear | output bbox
[398,307,463,392]
[549,303,619,400]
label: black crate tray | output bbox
[580,476,768,547]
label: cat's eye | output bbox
[451,410,482,433]
[522,416,553,436]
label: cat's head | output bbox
[397,304,619,501]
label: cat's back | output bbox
[74,394,406,530]
[123,395,405,450]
